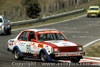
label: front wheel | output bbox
[87,15,90,18]
[14,50,23,60]
[70,57,80,63]
[40,51,47,62]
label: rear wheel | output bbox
[14,50,23,60]
[40,51,47,62]
[3,28,6,34]
[87,14,90,18]
[2,28,7,34]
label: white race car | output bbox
[7,29,85,63]
[0,15,11,34]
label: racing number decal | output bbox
[38,44,43,48]
[26,45,31,53]
[9,40,14,45]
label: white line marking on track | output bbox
[59,56,100,66]
[72,35,99,39]
[60,27,77,30]
[81,59,100,63]
[67,31,88,33]
[89,24,100,26]
[83,39,100,48]
[84,56,100,59]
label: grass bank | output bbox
[84,41,100,57]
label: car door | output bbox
[18,31,31,53]
[28,31,38,55]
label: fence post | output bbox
[73,0,76,5]
[57,3,59,10]
[8,10,12,20]
[88,0,90,2]
[13,9,16,17]
[45,4,49,16]
[2,10,6,16]
[23,8,26,18]
[77,0,80,5]
[54,3,56,12]
[18,9,21,17]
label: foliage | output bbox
[21,0,41,18]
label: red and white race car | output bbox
[7,29,85,63]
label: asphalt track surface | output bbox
[0,15,100,67]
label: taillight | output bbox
[54,48,59,52]
[0,26,1,29]
[78,47,83,51]
[8,24,10,26]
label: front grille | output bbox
[59,46,78,52]
[89,13,98,14]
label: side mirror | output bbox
[31,39,36,42]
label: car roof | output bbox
[0,15,3,18]
[24,28,58,32]
[89,6,99,8]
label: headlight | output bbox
[54,48,59,52]
[78,47,83,51]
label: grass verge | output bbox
[84,41,100,57]
[12,11,86,30]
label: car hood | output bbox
[87,10,99,13]
[44,40,77,47]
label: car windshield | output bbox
[0,18,2,22]
[37,33,67,41]
[89,8,99,10]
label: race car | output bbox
[0,15,11,34]
[87,6,100,17]
[7,29,85,63]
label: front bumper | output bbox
[87,13,100,16]
[50,52,85,60]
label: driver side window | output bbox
[28,32,35,41]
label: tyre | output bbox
[7,28,11,35]
[87,15,90,18]
[40,51,47,62]
[70,57,80,63]
[14,50,23,60]
[3,28,6,34]
[2,28,7,34]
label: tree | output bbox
[21,0,41,18]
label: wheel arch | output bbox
[38,49,45,59]
[38,48,53,61]
[12,46,23,56]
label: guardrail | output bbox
[11,8,85,26]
